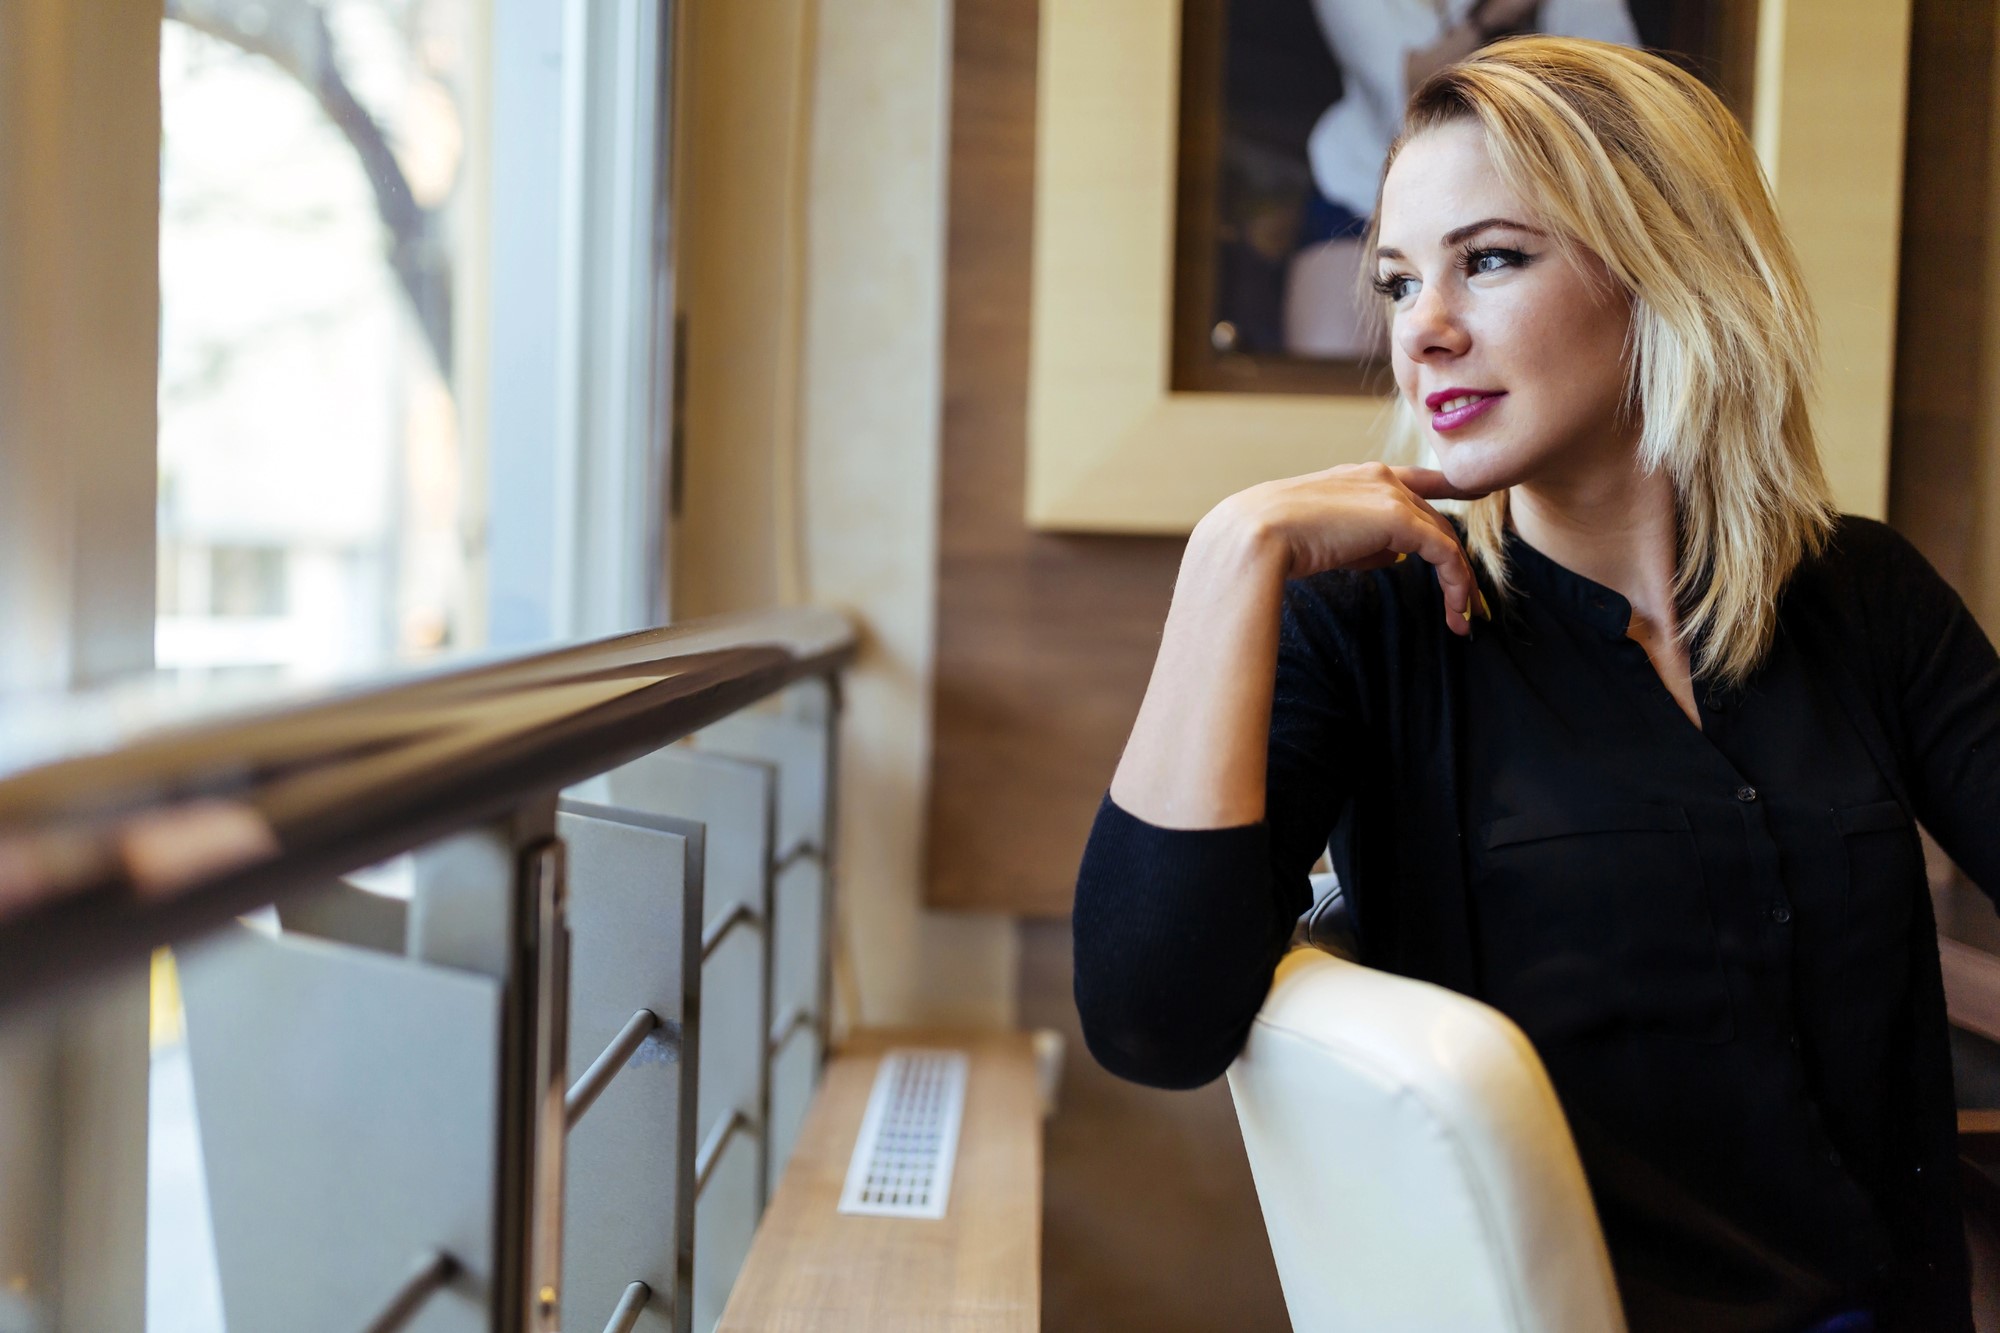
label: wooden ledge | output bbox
[716,1029,1042,1331]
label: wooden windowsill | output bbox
[716,1029,1042,1331]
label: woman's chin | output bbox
[1433,439,1525,498]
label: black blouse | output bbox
[1073,517,2000,1333]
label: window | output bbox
[155,0,677,683]
[156,0,484,681]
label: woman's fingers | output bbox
[1385,471,1487,630]
[1289,463,1487,633]
[1384,492,1482,633]
[1386,504,1481,636]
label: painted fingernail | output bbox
[1395,552,1408,564]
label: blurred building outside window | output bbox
[157,0,481,683]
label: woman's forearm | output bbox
[1109,514,1290,829]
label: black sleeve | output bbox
[1071,575,1370,1089]
[1858,522,2000,898]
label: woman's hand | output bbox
[1111,462,1491,828]
[1198,461,1490,636]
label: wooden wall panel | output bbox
[1887,0,1998,609]
[928,0,1185,916]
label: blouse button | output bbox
[1735,785,1759,802]
[1769,904,1793,925]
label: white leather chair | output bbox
[1228,906,1628,1332]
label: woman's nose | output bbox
[1395,280,1471,362]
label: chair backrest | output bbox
[1227,948,1628,1333]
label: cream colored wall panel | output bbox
[1040,396,1395,532]
[1755,0,1913,519]
[676,0,1016,1023]
[803,0,1018,1027]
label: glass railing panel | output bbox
[556,805,703,1333]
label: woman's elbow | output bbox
[1073,987,1253,1090]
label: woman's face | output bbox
[1374,120,1636,496]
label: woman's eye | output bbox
[1372,273,1415,301]
[1466,247,1529,276]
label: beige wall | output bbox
[1752,0,1913,520]
[673,1,793,622]
[0,0,160,688]
[675,0,1017,1027]
[0,6,157,1327]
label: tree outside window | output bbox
[157,0,481,681]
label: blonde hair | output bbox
[1368,37,1834,688]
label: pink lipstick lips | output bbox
[1426,387,1506,432]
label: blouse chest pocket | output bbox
[1475,802,1733,1045]
[1833,799,1923,990]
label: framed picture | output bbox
[1172,1,1760,398]
[1024,0,1911,532]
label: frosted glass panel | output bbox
[604,749,773,921]
[691,1133,759,1333]
[697,928,764,1157]
[179,925,502,1333]
[767,1029,819,1188]
[558,807,703,1333]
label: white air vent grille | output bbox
[836,1048,969,1220]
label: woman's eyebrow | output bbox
[1441,216,1547,246]
[1375,217,1549,262]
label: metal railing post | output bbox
[518,834,571,1332]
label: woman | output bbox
[1074,37,2000,1333]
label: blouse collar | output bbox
[1500,525,1634,639]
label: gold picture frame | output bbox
[1024,0,1913,532]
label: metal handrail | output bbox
[0,606,854,1009]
